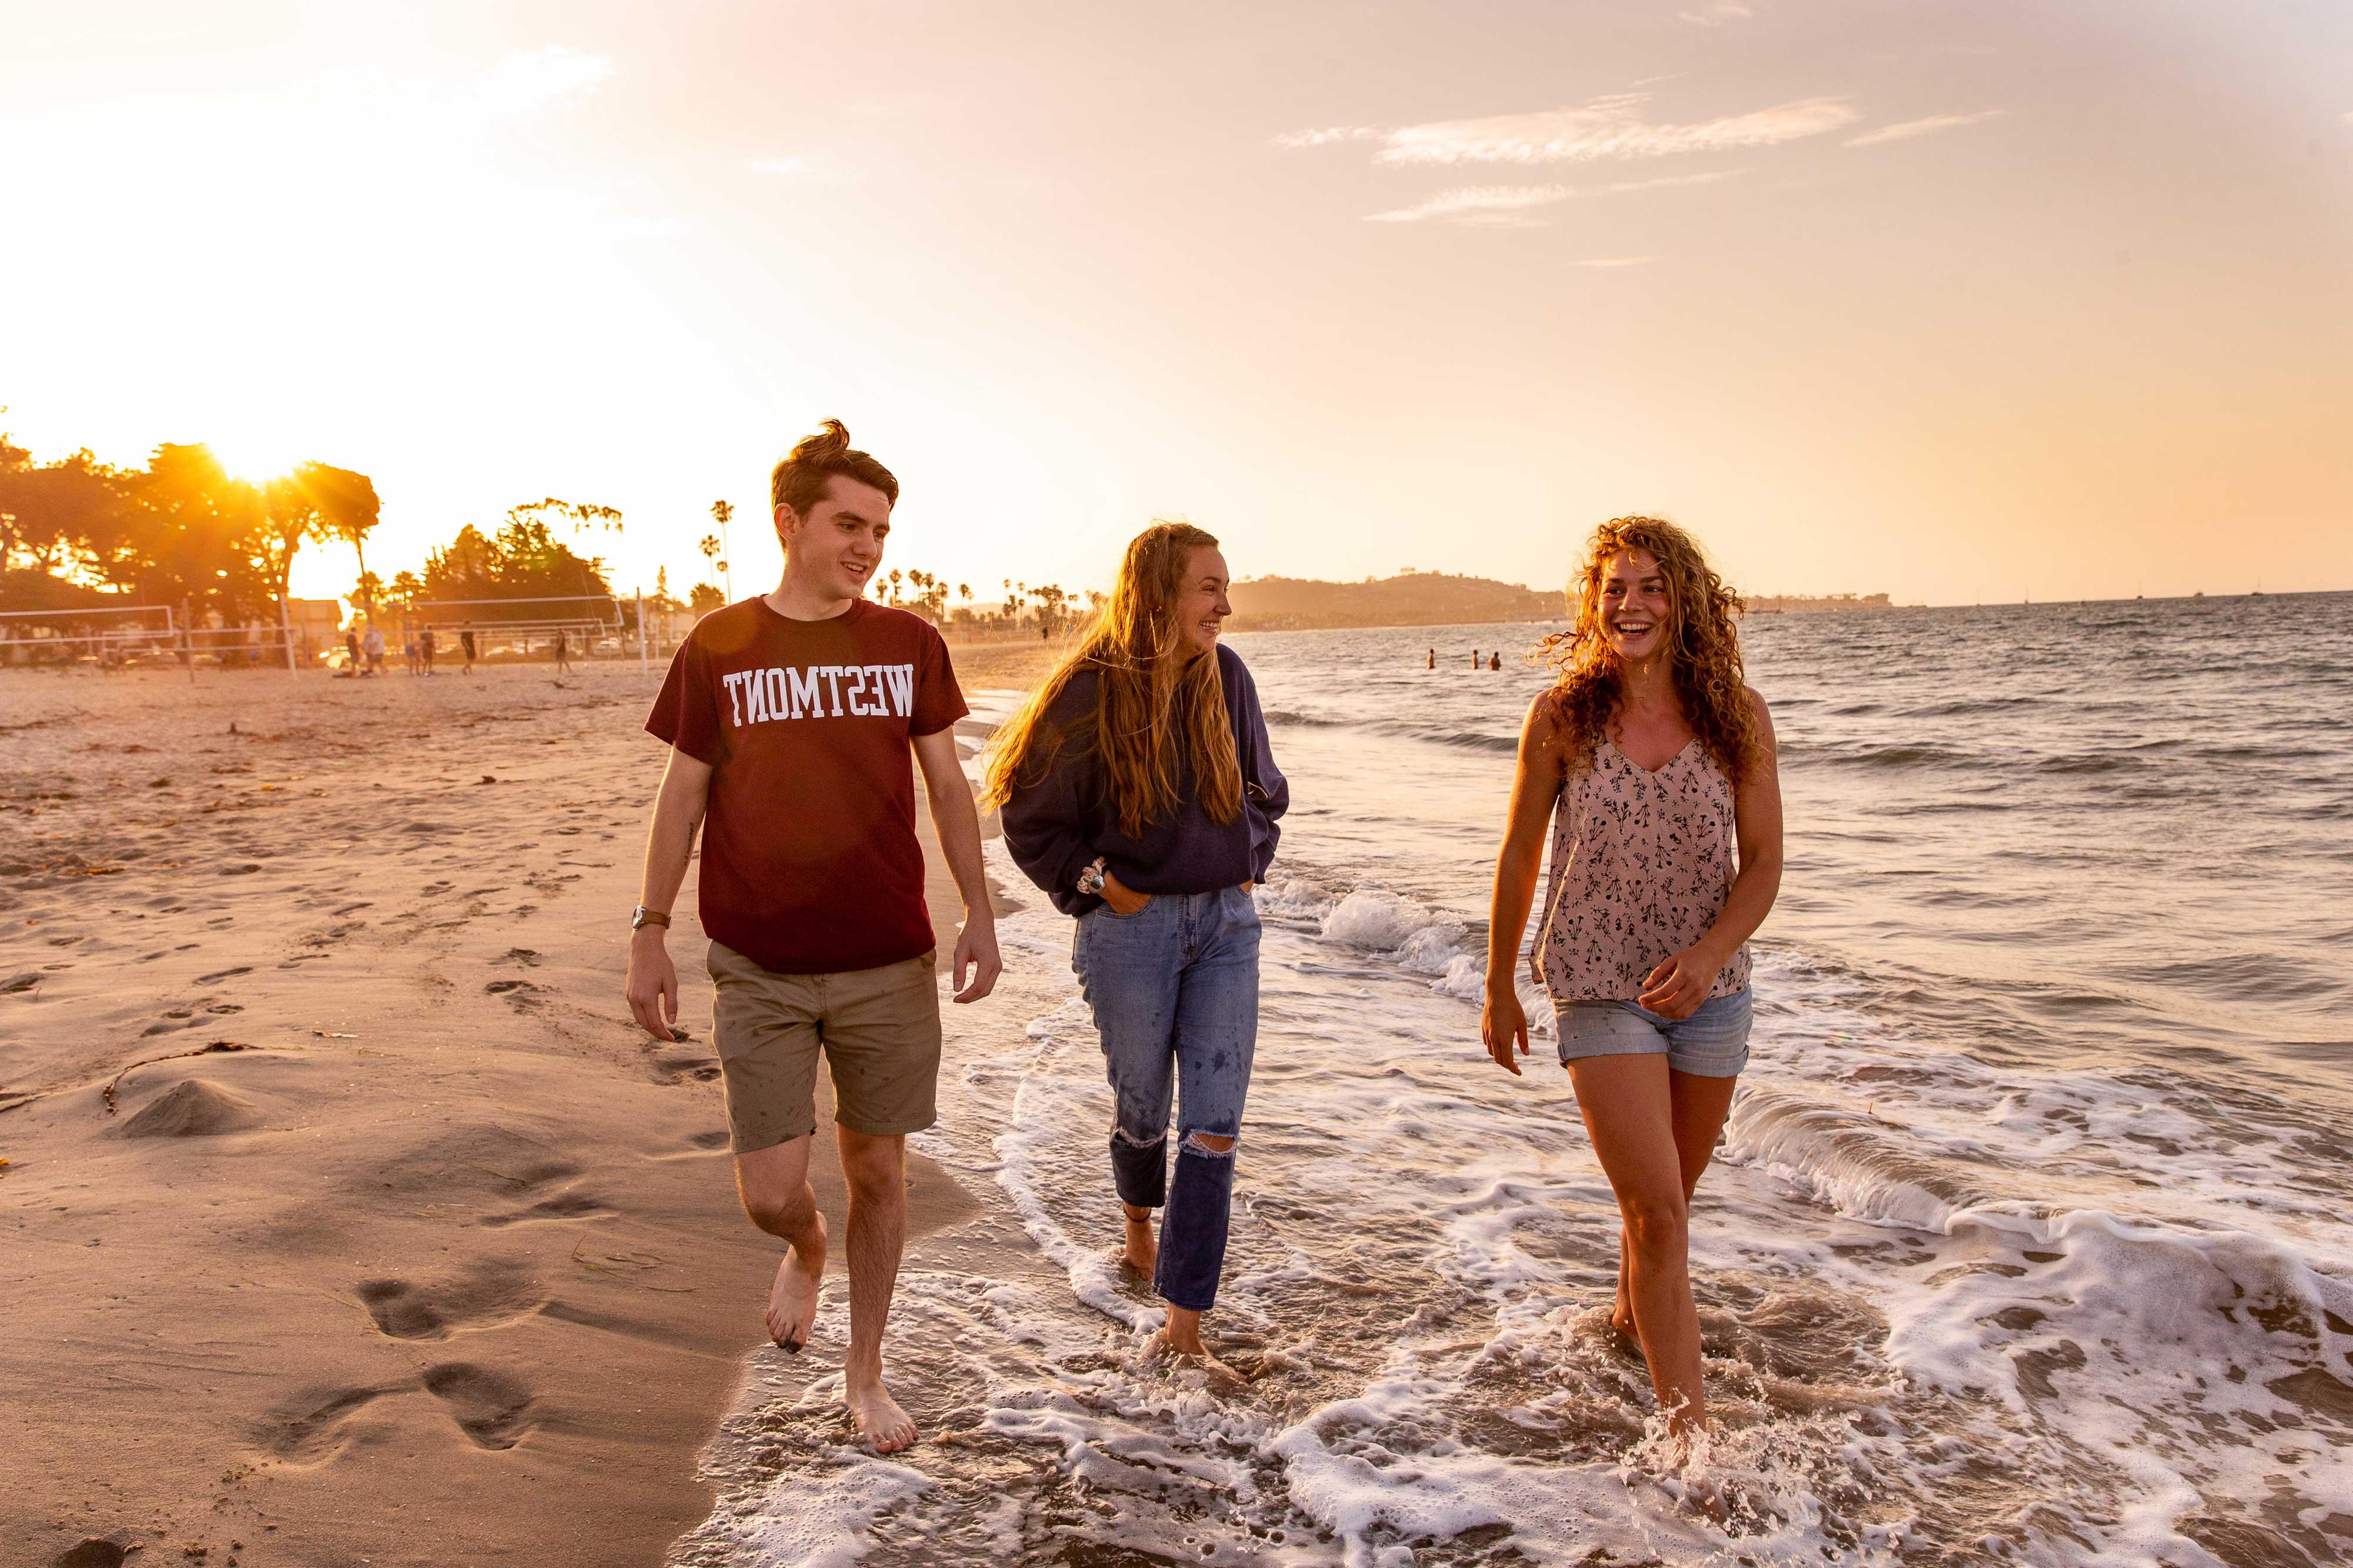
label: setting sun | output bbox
[202,435,309,486]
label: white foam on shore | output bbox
[684,828,2353,1567]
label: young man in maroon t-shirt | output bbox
[625,420,1001,1454]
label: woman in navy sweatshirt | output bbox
[985,522,1287,1368]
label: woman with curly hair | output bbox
[1480,516,1783,1443]
[987,522,1287,1370]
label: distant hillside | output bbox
[1225,575,1902,630]
[1227,572,1559,632]
[1747,592,1897,613]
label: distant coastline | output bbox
[1223,572,1904,632]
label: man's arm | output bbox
[625,747,713,1040]
[912,728,1001,1003]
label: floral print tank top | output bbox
[1534,738,1752,1004]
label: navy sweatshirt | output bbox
[999,642,1288,917]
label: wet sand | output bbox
[0,644,1059,1568]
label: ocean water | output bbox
[676,592,2353,1568]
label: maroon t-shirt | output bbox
[645,598,968,974]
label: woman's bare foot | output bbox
[1142,1327,1247,1392]
[846,1378,918,1454]
[1119,1203,1158,1277]
[765,1218,826,1352]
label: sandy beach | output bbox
[0,645,1059,1568]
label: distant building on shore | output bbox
[1743,592,1897,615]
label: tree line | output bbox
[0,433,379,623]
[2,425,1095,639]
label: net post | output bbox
[278,595,298,675]
[636,589,648,676]
[181,597,197,684]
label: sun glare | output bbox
[205,436,310,485]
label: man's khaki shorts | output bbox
[706,941,942,1153]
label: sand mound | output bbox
[118,1078,262,1138]
[52,1542,128,1568]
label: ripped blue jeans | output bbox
[1072,885,1260,1312]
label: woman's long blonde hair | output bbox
[1538,515,1761,785]
[981,522,1242,836]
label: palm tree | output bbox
[698,534,721,598]
[710,500,734,600]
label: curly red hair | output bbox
[1537,516,1760,785]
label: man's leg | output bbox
[835,1126,915,1453]
[707,942,827,1350]
[735,1135,826,1351]
[815,952,942,1454]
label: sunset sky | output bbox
[5,1,2349,609]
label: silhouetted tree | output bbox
[300,463,383,620]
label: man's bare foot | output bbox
[765,1220,826,1352]
[1119,1203,1158,1277]
[846,1379,918,1454]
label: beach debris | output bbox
[479,774,497,784]
[311,1030,356,1039]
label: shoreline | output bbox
[0,660,1038,1567]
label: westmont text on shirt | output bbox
[644,598,968,974]
[722,662,916,726]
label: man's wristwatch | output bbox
[631,905,671,932]
[1075,857,1108,898]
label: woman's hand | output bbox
[1100,871,1152,917]
[1637,945,1721,1020]
[1481,979,1529,1075]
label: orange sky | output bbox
[4,2,2349,608]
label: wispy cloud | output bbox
[1678,1,1753,25]
[1845,109,2004,148]
[1575,255,1657,268]
[1367,185,1571,225]
[1365,168,1744,225]
[1271,125,1379,149]
[464,45,615,121]
[1358,93,1856,166]
[1594,169,1744,194]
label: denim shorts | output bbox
[1554,987,1752,1078]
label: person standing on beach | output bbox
[1490,651,1502,671]
[988,523,1287,1373]
[421,628,437,675]
[554,628,571,673]
[624,420,1002,1454]
[1479,515,1782,1449]
[344,627,358,672]
[362,625,385,676]
[460,628,476,675]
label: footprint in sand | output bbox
[483,978,546,1012]
[479,1188,612,1227]
[490,948,542,969]
[649,1051,722,1086]
[259,1382,408,1460]
[420,1363,539,1449]
[195,966,253,984]
[355,1260,541,1340]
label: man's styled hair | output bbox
[769,419,899,526]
